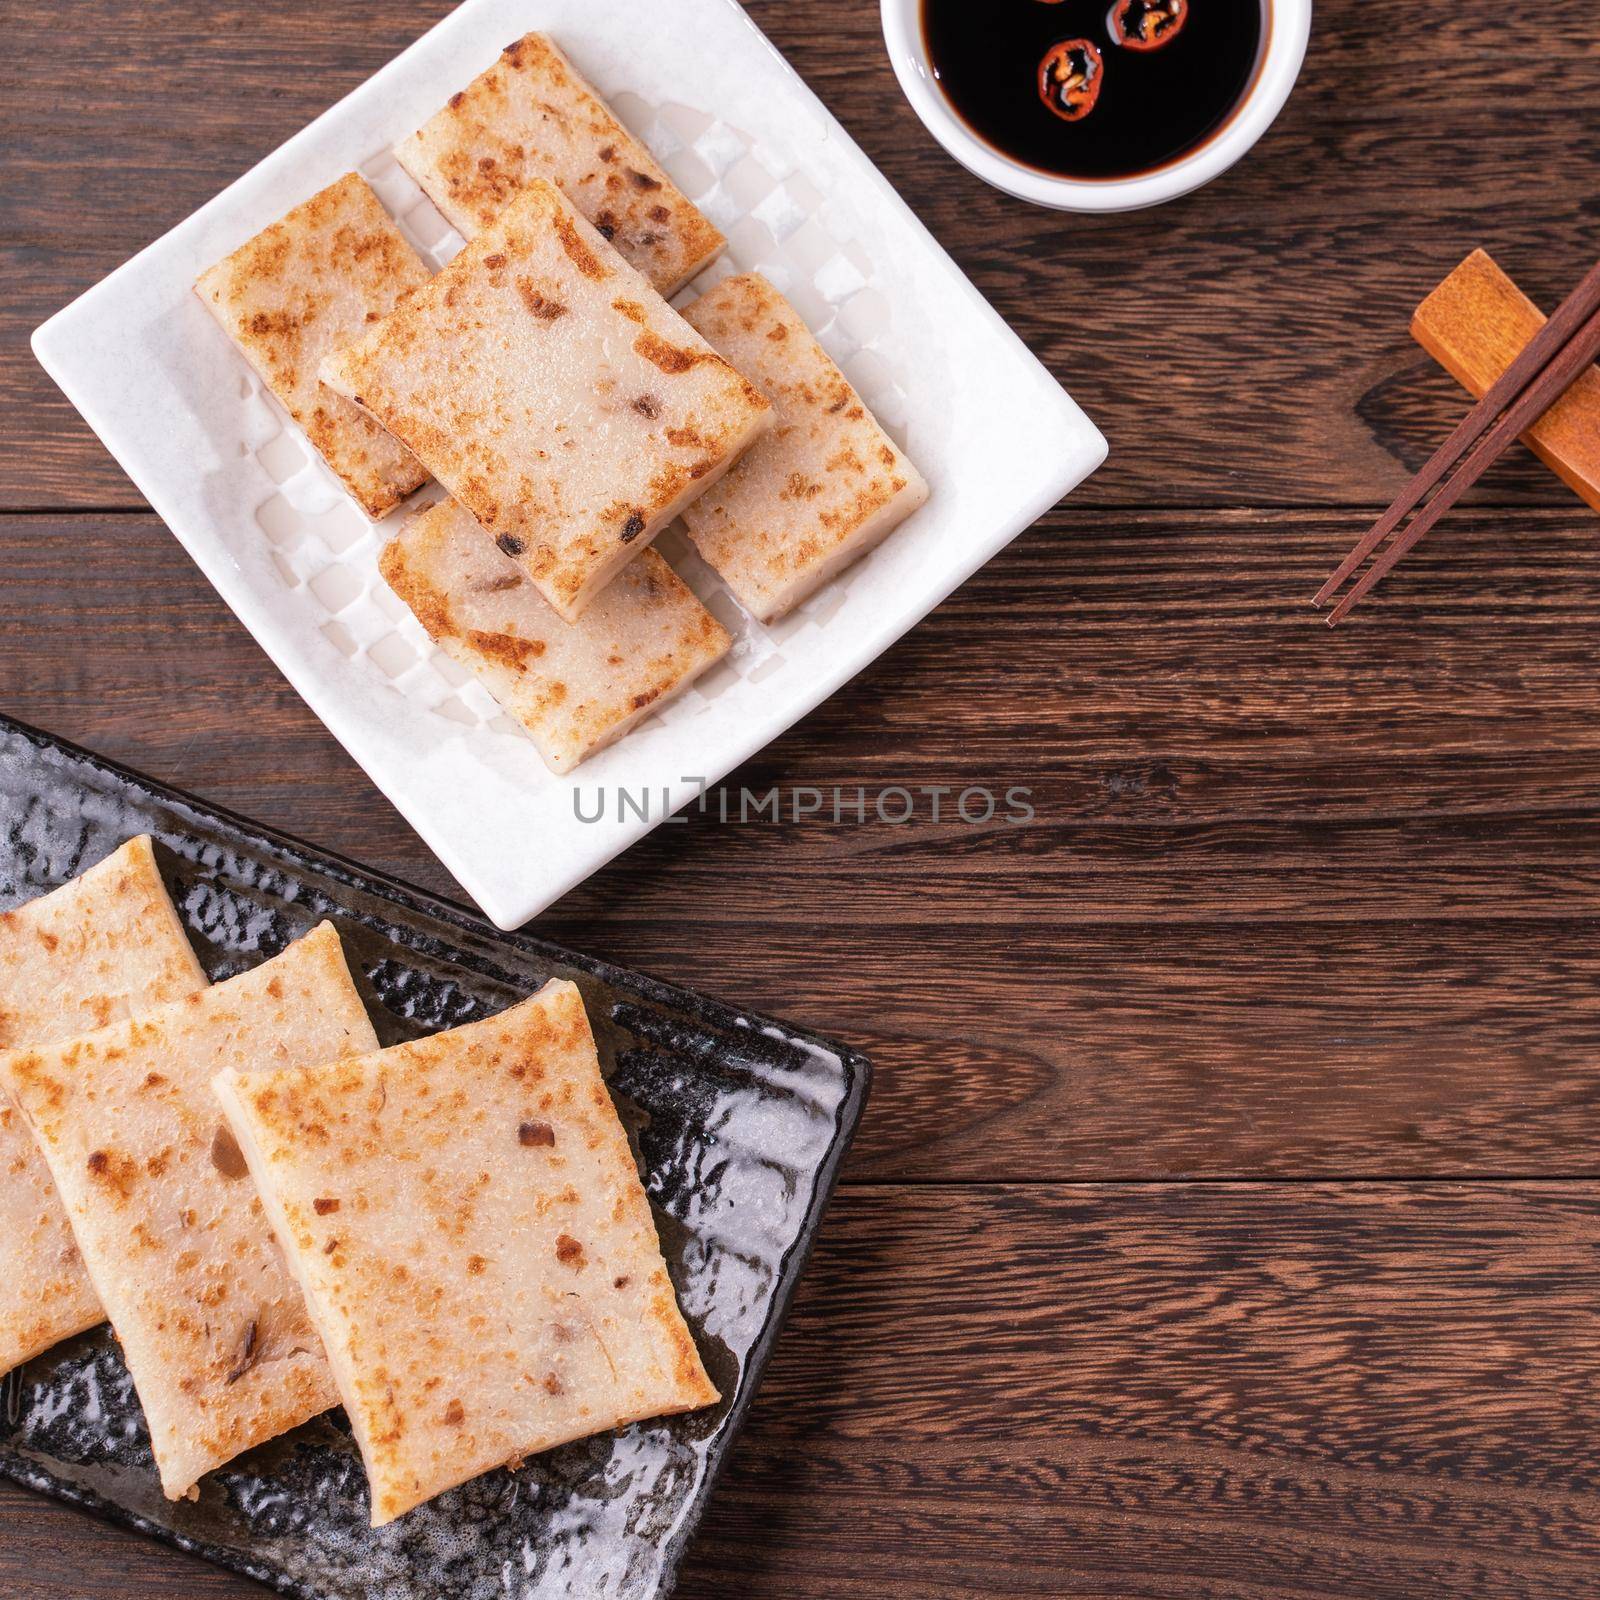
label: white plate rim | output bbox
[31,0,1107,930]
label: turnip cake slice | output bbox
[0,922,376,1500]
[0,835,208,1378]
[196,173,432,519]
[213,979,721,1527]
[319,179,771,621]
[395,32,723,296]
[380,500,730,773]
[680,273,930,622]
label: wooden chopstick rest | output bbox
[1413,249,1600,515]
[1324,301,1600,623]
[1315,252,1600,612]
[1314,250,1600,622]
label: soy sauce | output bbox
[921,0,1267,182]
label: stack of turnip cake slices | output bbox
[196,32,929,774]
[0,838,718,1523]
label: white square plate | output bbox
[33,0,1105,930]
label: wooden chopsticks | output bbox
[1315,258,1600,624]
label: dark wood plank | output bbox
[0,1490,241,1599]
[8,1184,1600,1598]
[10,508,1600,896]
[8,0,1600,1596]
[7,2,1600,511]
[4,507,1600,1182]
[675,1183,1600,1599]
[2,0,453,509]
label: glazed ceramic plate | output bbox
[0,715,867,1600]
[29,0,1105,930]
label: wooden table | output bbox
[5,3,1600,1595]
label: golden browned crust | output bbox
[679,273,930,622]
[319,181,770,622]
[380,499,729,772]
[0,836,209,1379]
[0,922,375,1498]
[395,32,724,296]
[195,173,432,518]
[215,979,720,1526]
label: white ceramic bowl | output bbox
[881,0,1312,212]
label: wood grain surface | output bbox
[4,0,1600,1596]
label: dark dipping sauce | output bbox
[922,0,1266,181]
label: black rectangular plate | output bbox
[0,715,867,1600]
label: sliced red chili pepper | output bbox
[1109,0,1189,52]
[1037,39,1104,124]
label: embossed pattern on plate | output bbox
[256,104,915,748]
[30,0,1106,929]
[0,715,867,1600]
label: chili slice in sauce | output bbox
[1109,0,1189,52]
[1037,39,1104,123]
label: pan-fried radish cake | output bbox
[213,979,721,1527]
[680,273,930,622]
[395,32,723,297]
[319,179,771,621]
[196,173,432,519]
[381,500,730,773]
[0,922,376,1500]
[0,836,209,1379]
